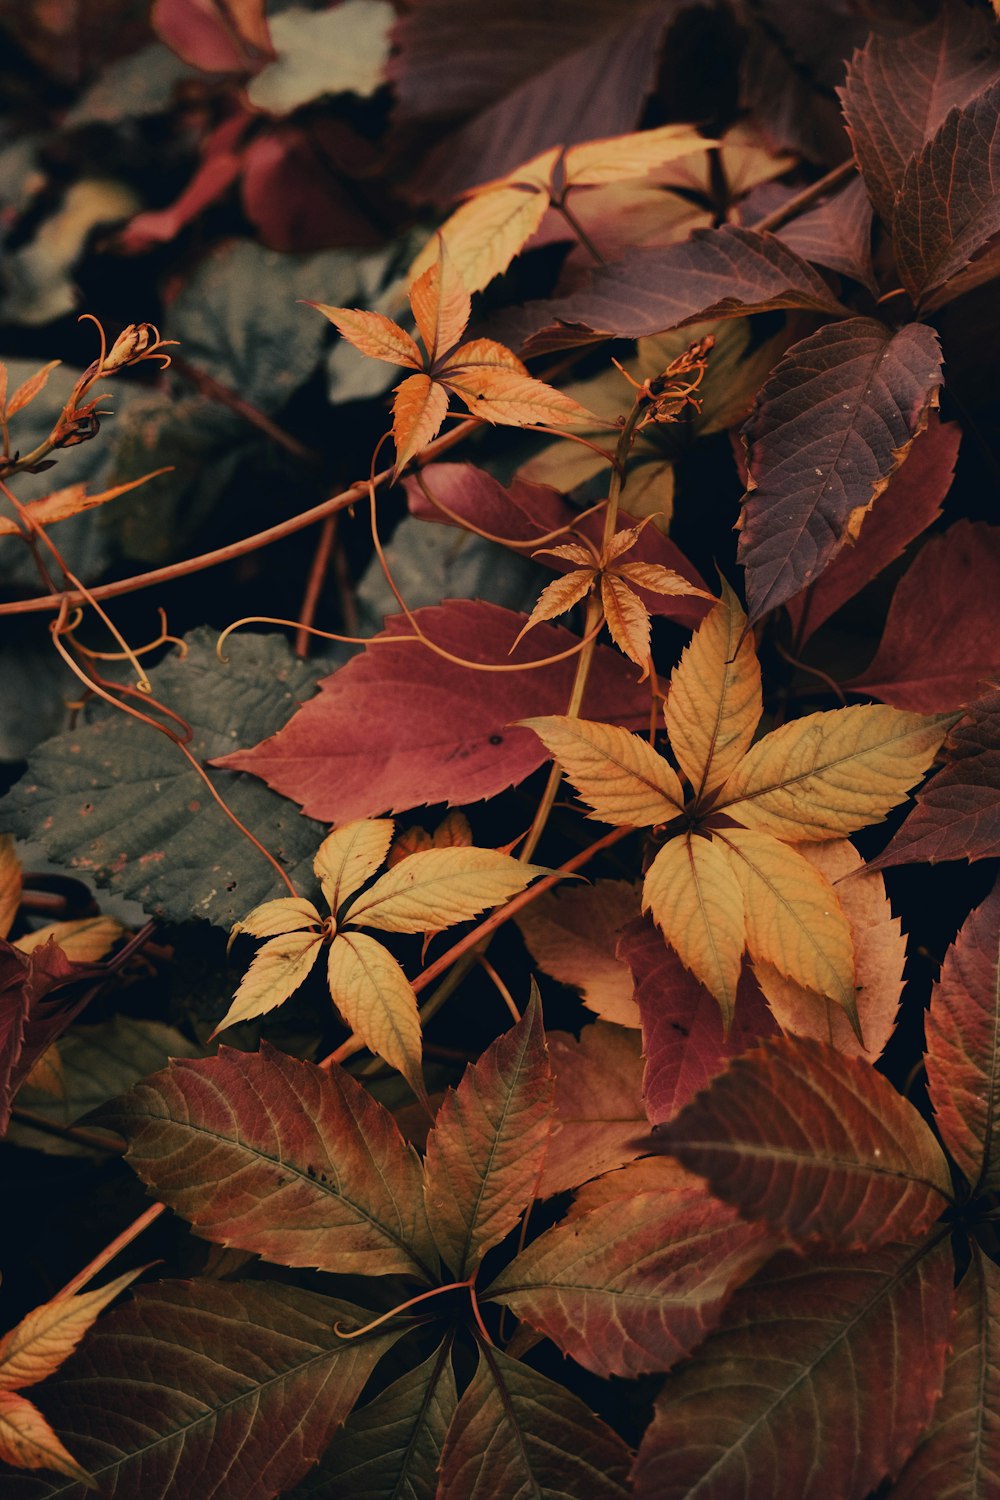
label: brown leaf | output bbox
[517,880,640,1026]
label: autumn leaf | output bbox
[327,931,427,1106]
[519,716,684,825]
[643,834,746,1029]
[516,879,641,1026]
[0,836,21,941]
[344,845,547,934]
[536,1023,647,1197]
[1,938,101,1135]
[0,470,175,538]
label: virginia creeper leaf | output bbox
[892,1244,1000,1500]
[0,1393,93,1490]
[777,174,876,291]
[631,1238,955,1500]
[0,1270,143,1395]
[521,716,684,826]
[214,930,323,1033]
[0,939,97,1135]
[716,703,952,840]
[850,521,1000,710]
[0,1281,401,1500]
[873,690,1000,866]
[392,373,450,471]
[229,897,322,946]
[103,1043,438,1280]
[344,847,545,934]
[409,248,471,362]
[423,998,552,1277]
[737,317,944,623]
[326,931,426,1105]
[297,1338,457,1499]
[217,602,649,823]
[664,579,762,798]
[418,185,551,296]
[537,1023,646,1197]
[314,818,396,912]
[643,834,745,1027]
[487,1187,776,1377]
[436,1342,630,1500]
[655,1035,952,1248]
[516,880,640,1026]
[925,878,1000,1192]
[310,305,422,369]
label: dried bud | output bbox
[101,322,178,373]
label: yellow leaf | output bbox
[0,471,175,538]
[445,336,529,376]
[516,879,641,1026]
[600,573,652,675]
[20,1044,64,1100]
[513,569,595,646]
[327,931,426,1103]
[564,123,714,187]
[344,848,546,934]
[0,834,22,941]
[664,579,761,798]
[0,1390,95,1487]
[392,373,450,472]
[444,363,595,428]
[308,304,422,368]
[313,818,394,913]
[408,242,471,362]
[713,828,857,1033]
[15,916,125,963]
[412,180,553,294]
[616,562,712,600]
[716,705,953,840]
[642,832,745,1027]
[228,896,322,952]
[752,839,905,1059]
[0,1268,143,1393]
[386,811,473,868]
[521,716,684,826]
[5,360,60,419]
[214,930,323,1033]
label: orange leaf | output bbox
[444,337,528,375]
[0,1390,94,1487]
[521,716,684,826]
[564,124,714,187]
[5,360,60,419]
[391,373,450,472]
[0,470,175,538]
[443,362,596,428]
[512,569,596,647]
[309,304,423,369]
[408,241,471,362]
[643,832,745,1028]
[0,1268,143,1393]
[616,562,712,600]
[600,574,652,676]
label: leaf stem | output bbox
[53,1202,165,1302]
[752,158,857,235]
[551,195,607,265]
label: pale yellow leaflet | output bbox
[345,847,545,935]
[214,930,324,1033]
[521,716,684,826]
[228,896,321,953]
[328,931,426,1104]
[642,832,745,1027]
[313,817,395,914]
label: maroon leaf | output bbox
[216,601,649,823]
[874,690,1000,866]
[893,79,1000,305]
[850,521,1000,710]
[422,998,552,1277]
[620,917,777,1123]
[777,174,876,291]
[839,4,1000,226]
[787,415,960,645]
[654,1035,952,1248]
[407,463,711,625]
[436,1342,630,1500]
[152,0,273,73]
[506,227,844,356]
[631,1237,955,1500]
[536,1022,647,1197]
[925,878,1000,1192]
[737,317,944,623]
[0,1280,398,1500]
[102,1043,438,1281]
[0,938,99,1135]
[486,1184,776,1377]
[891,1244,1000,1500]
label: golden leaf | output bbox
[214,930,323,1033]
[345,848,545,935]
[714,828,857,1032]
[513,569,595,646]
[391,373,450,472]
[0,1268,142,1393]
[443,360,595,428]
[327,931,426,1104]
[600,573,652,675]
[412,179,553,294]
[642,832,745,1028]
[564,123,714,187]
[308,304,422,368]
[15,916,124,964]
[521,716,685,826]
[0,1391,94,1488]
[0,834,22,941]
[716,705,954,840]
[313,818,394,913]
[408,242,471,362]
[228,896,322,952]
[664,579,761,798]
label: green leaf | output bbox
[423,995,553,1277]
[3,629,330,927]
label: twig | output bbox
[753,158,857,235]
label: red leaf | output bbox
[423,999,552,1277]
[537,1023,647,1197]
[874,690,1000,867]
[850,521,1000,710]
[925,878,1000,1192]
[737,317,943,623]
[508,226,844,356]
[631,1237,955,1500]
[892,1244,1000,1500]
[152,0,273,72]
[776,174,876,291]
[787,415,960,645]
[654,1035,952,1249]
[0,1281,398,1500]
[486,1184,776,1377]
[620,918,777,1124]
[0,938,97,1135]
[102,1043,439,1280]
[839,4,1000,226]
[216,601,649,823]
[117,116,247,254]
[893,79,1000,305]
[241,122,382,253]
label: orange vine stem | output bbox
[53,1202,166,1302]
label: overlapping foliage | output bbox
[1,2,1000,1496]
